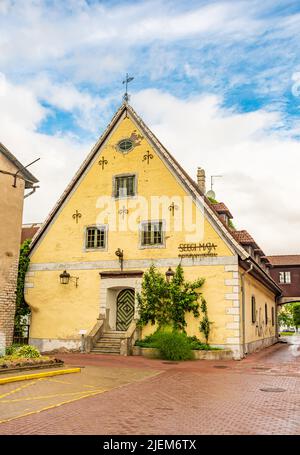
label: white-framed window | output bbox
[114,174,136,198]
[140,221,164,248]
[85,226,107,250]
[279,271,291,284]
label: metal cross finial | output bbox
[123,73,134,102]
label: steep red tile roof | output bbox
[267,255,300,266]
[231,230,256,246]
[212,202,233,219]
[21,224,41,244]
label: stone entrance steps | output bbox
[91,331,126,355]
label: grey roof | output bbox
[0,142,39,188]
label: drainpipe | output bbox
[241,260,253,358]
[24,186,39,199]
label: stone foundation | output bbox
[245,336,277,355]
[29,338,81,353]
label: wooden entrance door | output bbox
[116,289,135,331]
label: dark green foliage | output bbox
[137,264,206,331]
[135,331,219,352]
[199,299,213,344]
[207,196,219,204]
[15,239,31,330]
[4,344,40,358]
[4,344,21,356]
[156,331,194,361]
[292,303,300,329]
[16,345,40,358]
[135,330,194,361]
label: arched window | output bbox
[251,296,256,323]
[271,307,275,326]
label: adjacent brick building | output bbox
[267,255,300,304]
[0,143,38,347]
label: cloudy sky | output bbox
[1,0,300,254]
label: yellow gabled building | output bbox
[26,102,281,359]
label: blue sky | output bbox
[0,0,300,252]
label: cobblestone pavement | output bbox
[0,341,299,435]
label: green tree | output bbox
[278,305,294,329]
[291,303,300,332]
[137,264,210,334]
[14,239,31,331]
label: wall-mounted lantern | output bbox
[59,270,79,288]
[165,267,175,282]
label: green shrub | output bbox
[15,345,40,358]
[5,344,21,356]
[156,331,194,361]
[135,331,221,353]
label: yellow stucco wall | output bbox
[30,116,232,264]
[26,112,277,358]
[27,114,237,346]
[241,269,276,343]
[0,152,24,287]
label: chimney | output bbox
[197,167,206,194]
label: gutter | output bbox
[240,260,253,358]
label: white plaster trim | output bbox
[28,255,238,272]
[225,279,239,286]
[226,308,240,315]
[225,265,239,272]
[225,293,239,300]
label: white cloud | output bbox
[0,73,91,223]
[132,89,300,254]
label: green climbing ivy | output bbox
[199,299,213,344]
[14,239,31,331]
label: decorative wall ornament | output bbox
[72,210,82,224]
[168,202,179,216]
[98,156,108,170]
[118,206,129,219]
[142,150,153,165]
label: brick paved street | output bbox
[0,340,299,435]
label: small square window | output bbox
[141,221,164,247]
[279,271,291,284]
[114,175,136,198]
[85,226,106,249]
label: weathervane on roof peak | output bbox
[122,73,134,102]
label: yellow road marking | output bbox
[0,388,106,403]
[0,388,107,424]
[46,378,73,385]
[0,368,81,385]
[0,379,39,399]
